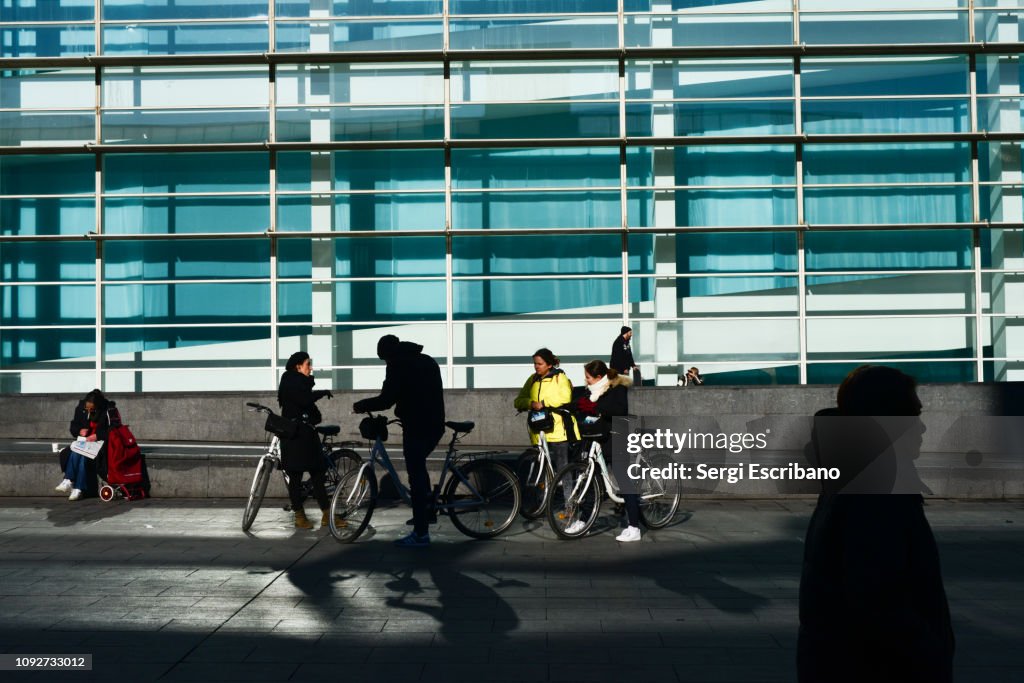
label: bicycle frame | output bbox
[569,440,668,506]
[524,431,555,487]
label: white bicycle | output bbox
[547,438,681,540]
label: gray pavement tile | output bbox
[291,662,423,681]
[421,662,547,681]
[161,661,300,681]
[549,663,679,682]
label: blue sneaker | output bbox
[394,531,430,548]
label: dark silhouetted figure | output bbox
[798,365,954,683]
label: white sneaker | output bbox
[564,520,587,535]
[616,526,642,542]
[55,479,72,493]
[68,489,84,501]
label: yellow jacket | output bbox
[513,369,581,445]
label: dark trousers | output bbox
[285,469,328,511]
[405,432,442,535]
[623,493,641,527]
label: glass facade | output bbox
[1,1,1023,392]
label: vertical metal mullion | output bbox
[269,61,279,389]
[968,0,975,44]
[794,54,808,384]
[443,26,454,386]
[618,27,629,331]
[94,0,102,56]
[94,58,103,389]
[969,51,984,382]
[268,0,276,54]
[792,0,800,46]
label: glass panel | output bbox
[277,193,445,232]
[452,234,622,276]
[104,196,270,234]
[628,276,799,317]
[982,273,1024,314]
[0,329,95,365]
[449,17,618,50]
[103,326,271,363]
[627,232,798,274]
[804,144,971,184]
[0,26,94,58]
[104,283,270,324]
[805,230,973,271]
[102,109,269,144]
[981,227,1023,269]
[626,101,795,137]
[276,106,443,141]
[454,278,622,319]
[1,155,94,196]
[977,97,1024,133]
[1,284,95,324]
[276,0,442,16]
[628,188,798,227]
[624,14,792,47]
[802,57,969,97]
[806,317,975,360]
[0,111,94,146]
[102,23,269,55]
[975,9,1024,43]
[452,103,619,139]
[452,61,618,102]
[278,150,444,191]
[619,318,799,361]
[105,153,269,194]
[281,280,447,322]
[802,99,970,135]
[806,273,975,314]
[976,55,1023,97]
[800,12,968,45]
[809,361,975,384]
[104,240,270,281]
[984,318,1024,360]
[626,59,793,99]
[1,242,95,282]
[103,66,268,108]
[2,2,94,21]
[275,20,444,52]
[0,198,95,236]
[453,0,616,12]
[277,237,446,278]
[625,0,793,9]
[803,186,972,224]
[276,64,442,106]
[453,191,620,229]
[980,185,1024,222]
[452,148,619,189]
[0,68,93,109]
[102,0,269,20]
[627,146,795,187]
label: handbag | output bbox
[527,409,554,434]
[359,415,389,441]
[264,412,298,439]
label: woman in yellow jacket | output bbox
[514,348,581,478]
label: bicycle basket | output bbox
[359,415,389,441]
[264,413,298,439]
[527,409,554,434]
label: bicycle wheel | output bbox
[637,454,681,529]
[547,461,601,540]
[328,465,377,543]
[444,460,520,539]
[323,448,361,498]
[515,449,552,520]
[242,455,274,532]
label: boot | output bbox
[294,508,313,529]
[321,510,346,529]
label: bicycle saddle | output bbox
[316,425,341,436]
[446,420,475,434]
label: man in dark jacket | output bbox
[610,326,638,377]
[353,335,445,547]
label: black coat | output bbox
[277,370,330,472]
[354,341,445,441]
[64,398,114,486]
[609,335,635,374]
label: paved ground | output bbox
[0,497,1021,682]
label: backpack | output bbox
[106,413,143,486]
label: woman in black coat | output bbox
[277,351,333,529]
[56,389,112,500]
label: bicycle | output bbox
[242,401,360,532]
[327,413,521,543]
[514,407,578,519]
[547,437,681,540]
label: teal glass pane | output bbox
[0,155,94,195]
[627,146,795,187]
[982,274,1024,314]
[277,193,445,232]
[976,55,1022,96]
[625,14,792,47]
[451,103,619,139]
[334,280,446,321]
[980,186,1024,223]
[699,365,800,386]
[278,282,311,322]
[452,191,620,229]
[800,12,968,45]
[628,232,798,274]
[805,230,972,271]
[628,189,798,228]
[626,101,794,137]
[103,326,271,362]
[0,68,93,109]
[2,1,94,21]
[625,1,792,9]
[626,59,793,99]
[803,99,969,135]
[984,318,1024,358]
[104,283,270,324]
[804,187,971,225]
[452,61,618,102]
[105,153,269,193]
[1,329,95,366]
[454,0,616,11]
[276,0,442,16]
[452,234,621,276]
[1,242,95,281]
[1,284,95,324]
[980,228,1022,268]
[452,148,619,189]
[276,64,442,106]
[0,198,95,236]
[806,273,975,314]
[975,9,1024,43]
[277,237,445,277]
[102,109,269,144]
[102,24,269,54]
[809,361,975,384]
[275,20,444,52]
[0,111,94,146]
[278,151,444,191]
[804,144,970,184]
[807,316,975,360]
[102,1,268,19]
[802,57,968,97]
[454,278,622,319]
[627,276,797,316]
[977,98,1024,133]
[449,18,617,50]
[104,240,270,280]
[104,196,271,234]
[0,26,94,57]
[277,106,443,141]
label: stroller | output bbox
[97,405,150,502]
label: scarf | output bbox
[588,375,611,402]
